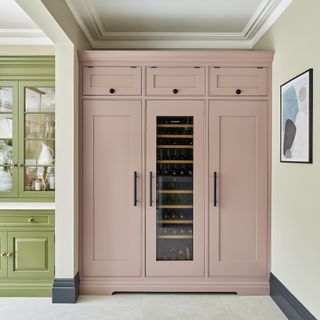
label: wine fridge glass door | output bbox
[156,116,194,261]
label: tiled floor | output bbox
[0,294,288,320]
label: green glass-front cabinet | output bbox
[0,79,55,200]
[0,57,55,297]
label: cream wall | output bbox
[0,45,54,55]
[255,0,320,318]
[15,0,91,278]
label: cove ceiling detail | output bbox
[65,0,292,48]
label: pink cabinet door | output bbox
[209,100,268,277]
[146,100,205,277]
[146,67,205,96]
[83,67,141,96]
[82,100,142,277]
[209,67,267,96]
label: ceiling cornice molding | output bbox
[66,0,292,49]
[0,29,53,45]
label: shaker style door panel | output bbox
[7,231,54,280]
[0,232,7,279]
[209,67,267,96]
[82,100,142,277]
[83,67,141,96]
[146,67,205,96]
[209,100,268,277]
[146,100,205,277]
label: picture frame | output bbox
[280,69,313,163]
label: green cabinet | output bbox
[7,231,54,280]
[0,57,55,201]
[0,232,7,279]
[0,210,55,296]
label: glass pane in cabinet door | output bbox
[25,114,55,139]
[0,139,14,192]
[0,87,13,112]
[25,140,55,166]
[156,116,194,261]
[0,114,13,139]
[25,87,55,113]
[24,165,55,192]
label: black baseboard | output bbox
[52,272,80,303]
[270,273,317,320]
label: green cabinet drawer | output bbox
[0,211,54,227]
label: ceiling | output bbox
[66,0,292,48]
[0,0,52,45]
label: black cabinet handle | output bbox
[172,88,179,94]
[235,88,241,95]
[109,88,115,94]
[134,171,138,206]
[214,172,217,207]
[149,172,153,206]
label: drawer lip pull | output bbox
[6,252,13,257]
[0,252,6,257]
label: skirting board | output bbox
[270,273,317,320]
[80,277,270,296]
[52,273,80,303]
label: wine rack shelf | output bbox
[157,145,193,149]
[157,134,193,138]
[157,220,193,224]
[157,235,193,239]
[158,190,193,194]
[157,160,193,164]
[157,205,193,209]
[157,124,193,128]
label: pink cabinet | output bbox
[82,100,142,277]
[208,100,268,277]
[209,67,267,96]
[145,100,205,276]
[83,66,141,96]
[146,67,205,96]
[79,50,273,295]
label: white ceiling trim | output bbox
[65,0,292,49]
[0,29,53,45]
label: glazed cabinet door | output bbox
[0,81,19,198]
[19,81,55,198]
[82,100,142,277]
[209,100,268,277]
[0,232,7,279]
[7,231,54,280]
[146,100,205,276]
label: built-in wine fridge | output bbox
[146,100,205,276]
[156,116,194,261]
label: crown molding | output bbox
[65,0,292,49]
[0,29,53,45]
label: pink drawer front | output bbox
[147,67,205,96]
[209,67,268,96]
[83,66,141,96]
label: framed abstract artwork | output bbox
[280,69,313,163]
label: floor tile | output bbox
[0,294,288,320]
[221,295,288,320]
